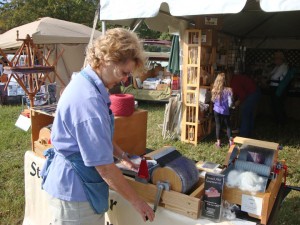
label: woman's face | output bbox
[100,60,135,89]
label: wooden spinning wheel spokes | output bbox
[0,33,65,107]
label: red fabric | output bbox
[230,74,256,103]
[110,94,135,117]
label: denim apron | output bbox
[41,70,114,214]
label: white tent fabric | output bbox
[260,0,300,12]
[100,0,247,19]
[0,17,102,49]
[100,0,300,49]
[100,0,247,32]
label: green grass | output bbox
[0,105,31,225]
[0,102,299,224]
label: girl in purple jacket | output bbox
[211,73,233,148]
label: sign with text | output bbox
[241,194,263,216]
[201,172,225,222]
[23,151,52,225]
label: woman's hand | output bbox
[121,155,139,172]
[132,198,155,222]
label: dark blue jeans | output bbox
[239,88,261,137]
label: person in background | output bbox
[41,28,155,224]
[211,73,233,148]
[230,73,261,137]
[269,51,289,127]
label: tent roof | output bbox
[100,0,300,49]
[0,17,102,50]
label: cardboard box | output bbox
[156,83,169,91]
[113,109,147,156]
[142,80,158,90]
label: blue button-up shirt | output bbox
[43,66,114,201]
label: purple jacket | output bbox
[213,88,233,115]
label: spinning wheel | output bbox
[0,32,65,107]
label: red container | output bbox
[172,76,180,90]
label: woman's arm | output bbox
[113,141,139,171]
[96,163,155,222]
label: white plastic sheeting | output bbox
[100,0,247,32]
[99,0,300,49]
[260,0,300,12]
[100,0,247,20]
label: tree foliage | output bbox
[133,21,171,41]
[0,0,98,32]
[0,0,169,40]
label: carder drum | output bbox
[151,156,199,194]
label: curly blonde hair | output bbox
[211,73,231,102]
[86,28,145,73]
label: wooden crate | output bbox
[222,137,284,225]
[31,105,148,157]
[31,105,56,157]
[113,109,147,156]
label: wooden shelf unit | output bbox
[181,29,216,145]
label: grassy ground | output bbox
[0,102,299,224]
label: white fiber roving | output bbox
[226,170,265,193]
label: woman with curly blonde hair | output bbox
[41,28,155,224]
[212,73,233,147]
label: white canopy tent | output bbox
[100,0,300,49]
[0,17,102,91]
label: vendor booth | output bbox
[17,1,300,224]
[100,0,300,144]
[97,0,299,224]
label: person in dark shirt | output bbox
[230,74,261,137]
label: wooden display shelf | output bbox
[181,29,215,145]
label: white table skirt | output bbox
[23,151,255,225]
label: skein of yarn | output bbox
[110,94,135,117]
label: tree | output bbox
[134,21,161,40]
[0,0,99,32]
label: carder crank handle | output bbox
[153,181,170,212]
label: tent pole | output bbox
[102,21,106,35]
[132,19,144,32]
